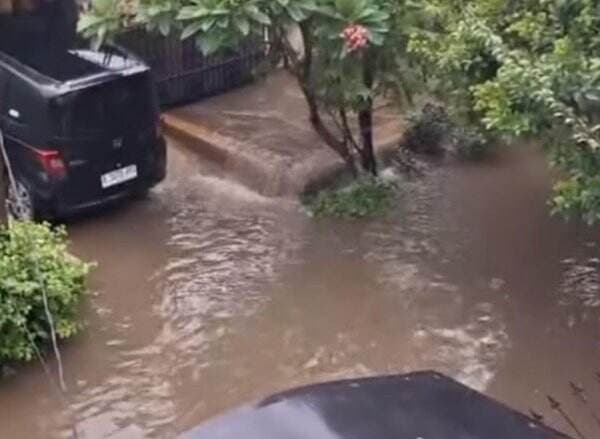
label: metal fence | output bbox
[117,29,268,107]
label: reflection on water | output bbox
[64,149,303,438]
[560,255,600,309]
[1,145,599,438]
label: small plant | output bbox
[306,178,396,218]
[402,103,492,159]
[452,126,491,160]
[402,104,453,155]
[0,222,91,366]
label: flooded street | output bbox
[1,143,600,438]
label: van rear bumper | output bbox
[34,139,167,219]
[34,174,161,218]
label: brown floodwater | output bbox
[1,143,600,438]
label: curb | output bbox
[162,113,404,197]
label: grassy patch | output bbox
[305,178,396,219]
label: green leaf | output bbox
[197,33,224,55]
[367,31,385,46]
[181,21,204,40]
[158,18,170,36]
[77,14,105,32]
[234,15,251,35]
[201,16,217,32]
[247,8,271,25]
[177,6,210,20]
[286,4,306,22]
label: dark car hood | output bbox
[182,371,570,439]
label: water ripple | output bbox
[559,257,600,309]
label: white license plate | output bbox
[101,165,138,189]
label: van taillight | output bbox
[33,149,67,178]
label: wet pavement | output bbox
[1,143,600,438]
[164,71,402,196]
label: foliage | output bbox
[78,0,128,49]
[403,103,453,155]
[79,0,392,55]
[409,0,600,223]
[452,125,490,160]
[0,222,91,365]
[79,0,419,176]
[402,103,491,159]
[306,178,395,218]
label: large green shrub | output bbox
[409,0,600,223]
[0,222,90,364]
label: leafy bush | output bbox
[0,222,91,365]
[452,126,491,160]
[306,178,396,218]
[403,104,453,155]
[409,0,600,222]
[402,103,492,159]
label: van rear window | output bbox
[59,74,157,136]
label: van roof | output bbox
[0,45,150,96]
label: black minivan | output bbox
[0,11,166,219]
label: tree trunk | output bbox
[295,21,358,177]
[358,106,377,176]
[358,51,378,176]
[303,87,358,176]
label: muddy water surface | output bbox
[1,145,600,438]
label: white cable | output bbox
[23,324,80,439]
[34,256,68,392]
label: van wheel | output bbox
[7,180,35,221]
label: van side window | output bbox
[3,78,44,145]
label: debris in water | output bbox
[303,347,326,370]
[489,278,505,291]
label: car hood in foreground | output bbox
[182,371,570,439]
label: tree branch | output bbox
[340,108,362,156]
[294,20,358,176]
